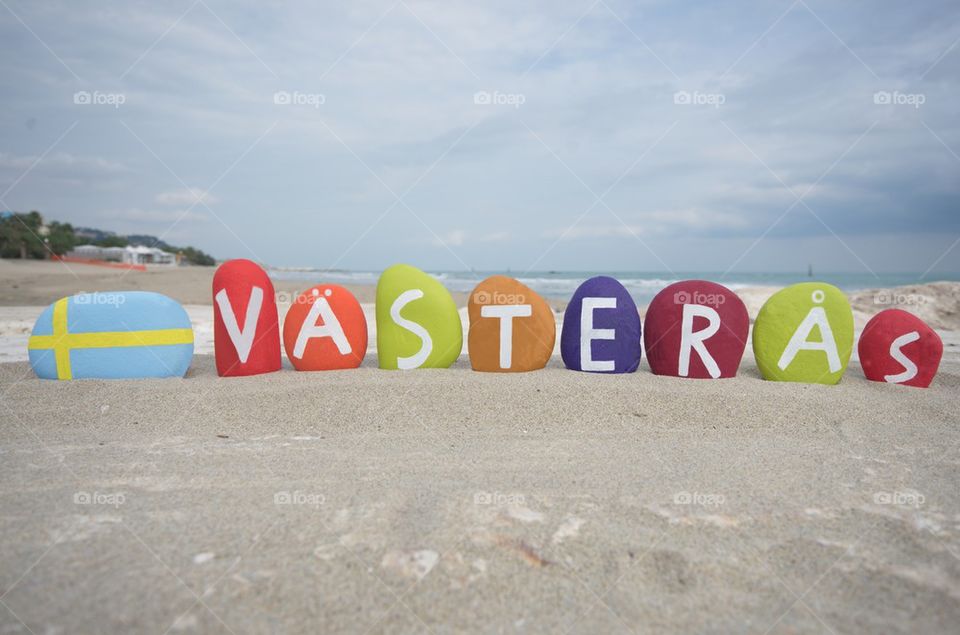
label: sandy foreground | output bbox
[1,260,959,634]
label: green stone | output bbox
[752,282,853,384]
[376,264,462,370]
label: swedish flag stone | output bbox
[28,291,194,380]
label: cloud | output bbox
[0,0,957,272]
[96,208,210,224]
[155,188,220,206]
[545,208,750,240]
[0,152,129,175]
[478,231,512,243]
[429,229,513,247]
[432,229,467,247]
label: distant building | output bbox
[123,244,176,266]
[67,244,176,266]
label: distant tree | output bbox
[0,211,46,258]
[46,222,76,255]
[95,235,129,248]
[0,217,20,258]
[1,213,217,264]
[176,246,215,266]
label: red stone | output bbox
[212,259,281,377]
[858,309,942,388]
[283,284,367,370]
[643,280,749,379]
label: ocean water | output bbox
[268,269,960,305]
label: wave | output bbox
[266,268,954,303]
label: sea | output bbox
[267,270,960,305]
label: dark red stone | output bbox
[643,280,749,379]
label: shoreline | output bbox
[2,260,958,365]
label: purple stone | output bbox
[561,276,641,373]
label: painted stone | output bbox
[858,309,942,388]
[28,291,193,380]
[282,284,367,370]
[213,259,281,377]
[752,282,853,384]
[560,276,641,373]
[468,275,555,372]
[644,280,748,379]
[375,264,462,369]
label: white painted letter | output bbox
[884,330,919,383]
[580,297,616,371]
[777,306,841,373]
[480,304,532,369]
[293,296,351,359]
[215,286,263,363]
[679,303,721,378]
[391,289,432,370]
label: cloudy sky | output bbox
[1,0,958,275]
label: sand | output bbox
[1,260,959,634]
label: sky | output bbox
[0,0,958,276]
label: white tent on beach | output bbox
[67,244,176,266]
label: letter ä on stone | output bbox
[561,276,641,373]
[644,280,748,379]
[375,264,462,369]
[28,291,193,380]
[468,275,555,372]
[213,259,282,377]
[858,308,942,388]
[283,284,367,370]
[752,282,853,384]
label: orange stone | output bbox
[282,284,367,370]
[468,275,555,372]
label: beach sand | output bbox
[1,260,959,634]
